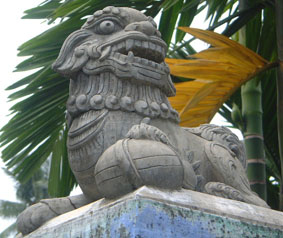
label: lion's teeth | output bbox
[110,39,166,69]
[134,57,141,63]
[161,47,166,58]
[141,58,149,65]
[154,62,158,69]
[142,41,149,49]
[148,60,154,67]
[149,42,156,50]
[127,51,134,63]
[156,45,162,54]
[156,45,162,61]
[135,40,142,48]
[117,42,125,50]
[113,52,120,58]
[126,39,134,51]
[157,63,163,70]
[99,45,111,61]
[112,45,118,52]
[120,54,127,61]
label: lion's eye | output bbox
[99,20,115,34]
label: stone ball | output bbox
[94,139,184,198]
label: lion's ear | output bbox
[52,29,92,77]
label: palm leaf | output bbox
[0,200,26,218]
[167,28,275,127]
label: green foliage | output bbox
[0,201,26,218]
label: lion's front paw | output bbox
[126,120,172,146]
[17,196,81,235]
[17,202,58,235]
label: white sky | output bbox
[0,1,243,235]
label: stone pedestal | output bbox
[24,186,283,238]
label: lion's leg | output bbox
[17,194,91,235]
[94,122,197,199]
[204,182,269,207]
[204,142,269,208]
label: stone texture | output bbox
[24,186,283,238]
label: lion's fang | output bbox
[99,45,112,62]
[127,51,134,63]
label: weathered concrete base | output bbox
[24,186,283,238]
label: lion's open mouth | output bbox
[112,39,166,63]
[102,38,169,72]
[84,35,171,85]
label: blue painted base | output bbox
[68,199,281,238]
[26,187,283,238]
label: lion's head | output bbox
[53,6,175,97]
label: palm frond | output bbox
[0,200,26,218]
[167,28,274,127]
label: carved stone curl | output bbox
[17,6,269,236]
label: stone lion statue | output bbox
[17,6,268,235]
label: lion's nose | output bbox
[125,21,159,36]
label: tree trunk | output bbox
[275,0,283,211]
[239,0,266,200]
